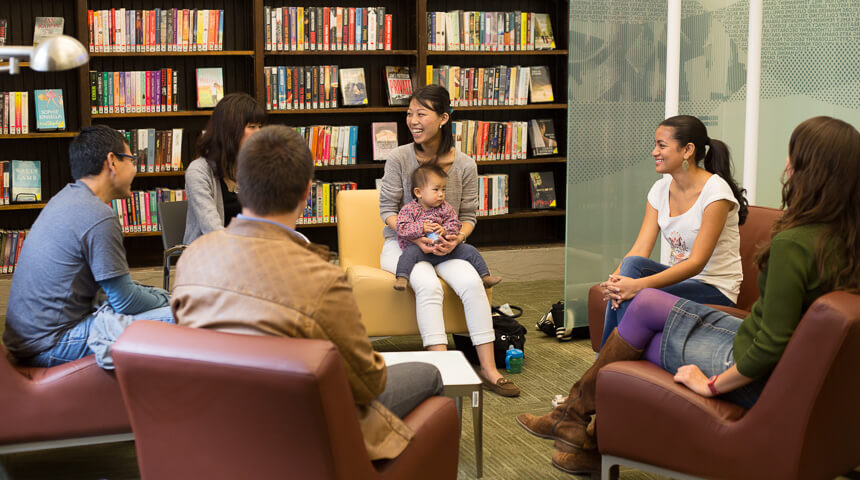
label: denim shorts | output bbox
[661,299,766,409]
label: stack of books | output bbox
[264,65,340,110]
[452,120,528,161]
[88,8,225,52]
[264,6,392,51]
[476,174,509,216]
[89,70,179,114]
[298,181,358,224]
[293,125,358,166]
[111,188,186,233]
[117,128,184,172]
[427,11,555,51]
[1,92,29,134]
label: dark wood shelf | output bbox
[135,171,186,177]
[476,157,566,166]
[428,49,568,56]
[316,163,385,171]
[0,203,46,211]
[480,210,566,220]
[123,231,161,238]
[265,49,416,56]
[0,132,78,139]
[455,103,566,111]
[267,106,404,115]
[90,50,254,57]
[296,222,337,228]
[92,111,213,119]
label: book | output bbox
[528,119,558,156]
[34,89,66,131]
[372,122,398,161]
[529,66,553,103]
[33,17,64,47]
[384,66,412,106]
[533,13,555,50]
[339,67,368,106]
[196,67,224,108]
[0,19,7,61]
[10,160,41,203]
[528,171,556,209]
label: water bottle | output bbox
[505,347,524,373]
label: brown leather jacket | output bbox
[171,217,413,460]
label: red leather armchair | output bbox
[0,345,131,454]
[587,205,784,351]
[595,292,860,480]
[112,321,461,480]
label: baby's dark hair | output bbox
[410,164,447,199]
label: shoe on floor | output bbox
[481,275,503,288]
[481,376,520,397]
[393,277,408,291]
[552,442,601,475]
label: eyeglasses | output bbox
[113,152,137,166]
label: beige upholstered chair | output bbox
[336,189,491,337]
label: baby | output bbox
[394,164,502,291]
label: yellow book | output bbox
[297,7,304,51]
[322,182,330,223]
[426,65,433,85]
[521,12,527,50]
[196,10,205,50]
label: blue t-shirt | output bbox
[4,181,129,358]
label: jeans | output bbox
[26,305,175,368]
[395,243,490,279]
[376,362,444,418]
[601,256,734,348]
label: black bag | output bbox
[536,300,575,342]
[454,304,527,367]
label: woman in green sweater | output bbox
[516,116,860,474]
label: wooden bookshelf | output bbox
[1,0,569,266]
[0,204,47,211]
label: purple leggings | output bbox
[615,289,680,367]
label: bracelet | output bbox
[458,232,467,242]
[707,374,719,396]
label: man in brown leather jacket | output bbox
[171,125,443,460]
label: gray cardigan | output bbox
[184,157,224,244]
[379,143,478,241]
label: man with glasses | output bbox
[4,125,174,368]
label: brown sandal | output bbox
[481,376,521,397]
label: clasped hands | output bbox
[413,221,459,255]
[599,275,644,310]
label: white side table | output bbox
[381,351,483,478]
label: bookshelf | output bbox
[0,0,568,268]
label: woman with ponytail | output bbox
[597,115,748,347]
[378,84,520,397]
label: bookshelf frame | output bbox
[0,0,569,267]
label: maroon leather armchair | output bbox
[112,321,461,480]
[0,345,131,454]
[587,205,784,351]
[595,292,860,479]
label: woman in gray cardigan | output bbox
[184,93,265,244]
[379,85,520,397]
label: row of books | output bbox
[0,161,41,205]
[88,8,224,52]
[427,65,554,106]
[292,125,358,166]
[0,90,68,133]
[264,65,340,110]
[264,6,392,52]
[476,174,509,216]
[111,188,186,233]
[452,120,529,161]
[0,229,27,274]
[89,70,179,114]
[298,180,357,224]
[427,11,555,51]
[117,128,184,173]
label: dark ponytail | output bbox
[660,115,749,225]
[410,84,453,161]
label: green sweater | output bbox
[734,224,835,379]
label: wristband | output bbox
[707,374,719,396]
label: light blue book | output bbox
[278,66,287,109]
[147,128,156,172]
[10,160,41,202]
[218,10,224,50]
[349,125,358,164]
[34,89,66,131]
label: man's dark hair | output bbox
[68,125,128,180]
[237,125,314,215]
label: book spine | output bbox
[384,14,392,50]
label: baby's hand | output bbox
[422,221,435,233]
[435,224,446,236]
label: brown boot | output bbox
[516,329,641,450]
[481,275,502,288]
[393,277,408,291]
[552,445,601,475]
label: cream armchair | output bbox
[336,189,490,337]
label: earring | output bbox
[682,159,690,171]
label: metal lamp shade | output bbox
[29,35,89,72]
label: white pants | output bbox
[381,239,494,348]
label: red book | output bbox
[108,8,115,51]
[322,127,331,165]
[348,8,355,51]
[481,122,490,160]
[504,122,513,159]
[165,68,173,112]
[87,10,94,51]
[323,7,330,50]
[144,192,151,231]
[121,198,129,232]
[145,71,152,112]
[384,14,392,50]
